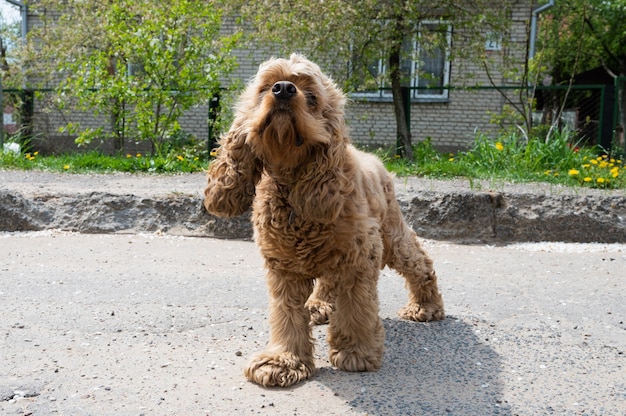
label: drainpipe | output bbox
[529,0,555,60]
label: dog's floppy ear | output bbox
[204,119,263,218]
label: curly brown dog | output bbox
[204,54,444,388]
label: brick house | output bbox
[24,1,535,154]
[222,1,534,153]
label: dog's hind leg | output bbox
[384,205,445,322]
[305,278,338,325]
[244,271,315,387]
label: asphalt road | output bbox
[1,231,625,415]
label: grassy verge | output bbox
[1,130,624,189]
[380,132,624,190]
[0,149,206,174]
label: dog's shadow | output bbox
[313,317,511,415]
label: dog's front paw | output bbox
[305,299,335,325]
[244,352,314,387]
[398,302,445,322]
[329,348,382,372]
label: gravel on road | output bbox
[1,231,624,415]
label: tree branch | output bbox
[583,16,623,69]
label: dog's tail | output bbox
[204,125,262,218]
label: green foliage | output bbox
[25,0,239,155]
[238,0,513,90]
[1,131,209,173]
[0,14,23,88]
[0,145,207,174]
[235,0,517,160]
[538,0,626,80]
[381,130,625,189]
[536,0,626,155]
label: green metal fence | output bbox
[534,84,610,148]
[615,77,626,155]
[395,83,617,150]
[1,82,624,154]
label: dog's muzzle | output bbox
[272,81,297,100]
[265,81,304,147]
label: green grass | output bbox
[0,148,207,174]
[2,130,625,189]
[379,131,625,190]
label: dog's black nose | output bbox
[272,81,297,100]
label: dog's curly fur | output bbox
[204,54,444,388]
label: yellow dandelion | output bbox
[597,177,605,184]
[582,164,590,168]
[136,153,142,158]
[544,170,552,175]
[448,157,454,162]
[583,177,592,182]
[568,169,579,176]
[610,158,615,163]
[176,155,184,161]
[553,172,559,177]
[590,159,598,165]
[193,157,199,161]
[63,164,70,170]
[34,151,39,156]
[610,167,619,178]
[126,154,132,158]
[495,142,504,151]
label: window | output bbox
[351,21,451,101]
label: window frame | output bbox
[350,20,452,103]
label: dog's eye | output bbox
[306,92,318,108]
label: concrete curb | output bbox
[1,188,624,243]
[405,190,626,243]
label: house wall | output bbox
[342,1,532,152]
[345,90,505,153]
[24,2,531,154]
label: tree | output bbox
[236,0,513,159]
[25,0,239,155]
[538,0,626,148]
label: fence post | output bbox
[21,89,34,153]
[599,84,608,150]
[207,91,220,159]
[614,77,623,153]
